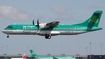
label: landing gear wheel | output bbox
[7,35,9,38]
[45,34,51,39]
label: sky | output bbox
[0,0,105,56]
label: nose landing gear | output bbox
[7,35,9,38]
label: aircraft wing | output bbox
[46,21,60,28]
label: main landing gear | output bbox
[45,34,51,39]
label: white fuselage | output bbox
[2,30,86,36]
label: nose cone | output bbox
[2,30,4,33]
[2,30,7,34]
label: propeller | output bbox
[32,20,34,25]
[37,19,40,29]
[32,19,40,29]
[37,19,39,26]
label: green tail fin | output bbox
[80,10,103,30]
[30,49,38,57]
[82,10,102,27]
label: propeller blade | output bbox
[32,20,34,25]
[37,19,39,25]
[37,19,40,29]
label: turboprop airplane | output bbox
[30,49,75,59]
[2,10,103,39]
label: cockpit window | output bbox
[6,25,13,29]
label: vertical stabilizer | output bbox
[30,50,38,57]
[80,10,103,30]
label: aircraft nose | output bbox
[2,30,5,33]
[2,30,7,34]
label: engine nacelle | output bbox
[37,21,60,28]
[39,23,48,28]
